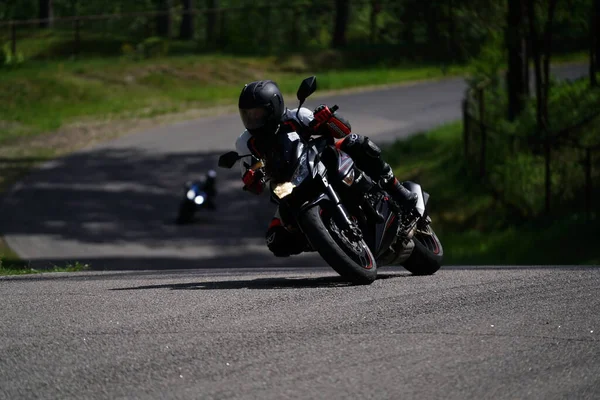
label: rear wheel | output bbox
[402,224,443,275]
[299,206,377,285]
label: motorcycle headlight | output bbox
[342,169,355,186]
[273,182,296,199]
[186,189,196,200]
[194,195,205,205]
[290,152,310,187]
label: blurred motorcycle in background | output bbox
[176,169,217,224]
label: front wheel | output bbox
[299,206,377,285]
[402,224,443,275]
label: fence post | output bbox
[10,22,16,56]
[478,87,487,178]
[462,97,470,162]
[585,148,592,218]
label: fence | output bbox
[0,1,419,61]
[462,78,600,218]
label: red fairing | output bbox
[242,169,264,194]
[326,116,351,139]
[268,218,282,229]
[242,169,256,186]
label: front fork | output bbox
[322,184,365,241]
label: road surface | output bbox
[1,266,599,399]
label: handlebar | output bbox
[309,104,339,129]
[250,160,264,170]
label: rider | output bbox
[234,80,418,257]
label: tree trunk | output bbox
[370,0,379,44]
[400,0,417,50]
[425,3,441,60]
[593,0,600,73]
[39,0,53,28]
[541,0,557,117]
[526,0,558,215]
[524,37,530,96]
[206,0,218,45]
[332,0,350,48]
[506,0,527,121]
[593,14,598,86]
[156,0,172,38]
[525,0,557,131]
[179,0,194,39]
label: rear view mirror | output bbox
[218,151,241,169]
[297,76,317,103]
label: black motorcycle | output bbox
[176,170,217,224]
[219,76,443,284]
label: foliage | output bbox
[466,28,505,88]
[384,122,600,265]
[133,36,170,60]
[465,78,600,217]
[1,42,25,67]
[0,0,590,64]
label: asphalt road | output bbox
[1,64,598,399]
[1,266,599,399]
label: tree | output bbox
[525,0,558,214]
[526,0,558,130]
[506,0,527,120]
[596,0,600,67]
[332,0,350,48]
[179,0,194,39]
[156,0,172,38]
[38,0,53,28]
[593,0,600,85]
[206,0,218,45]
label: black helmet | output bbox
[238,80,285,138]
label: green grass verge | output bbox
[0,239,90,275]
[383,122,600,265]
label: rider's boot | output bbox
[381,174,418,212]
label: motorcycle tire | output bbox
[402,224,443,275]
[299,205,377,285]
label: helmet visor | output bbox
[240,107,269,130]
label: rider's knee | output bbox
[339,134,381,159]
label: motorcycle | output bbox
[218,76,443,284]
[176,170,217,224]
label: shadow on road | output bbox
[0,147,286,269]
[110,272,410,291]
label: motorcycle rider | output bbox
[235,79,418,257]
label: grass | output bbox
[383,122,600,265]
[0,238,90,275]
